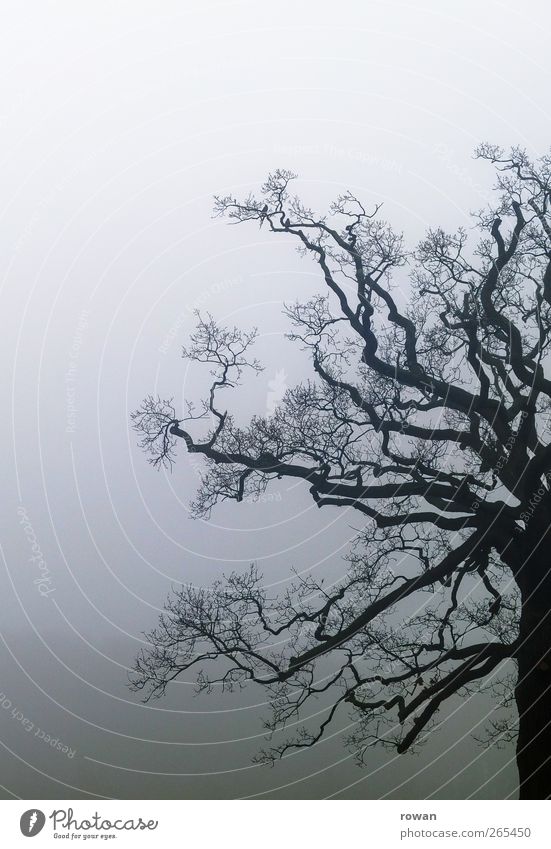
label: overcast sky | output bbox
[1,0,549,799]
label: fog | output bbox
[1,0,549,799]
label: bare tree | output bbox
[131,146,551,799]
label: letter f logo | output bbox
[20,809,46,836]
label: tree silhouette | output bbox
[131,146,551,799]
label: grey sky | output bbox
[1,0,549,799]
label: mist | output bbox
[1,0,549,799]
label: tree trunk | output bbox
[515,539,551,799]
